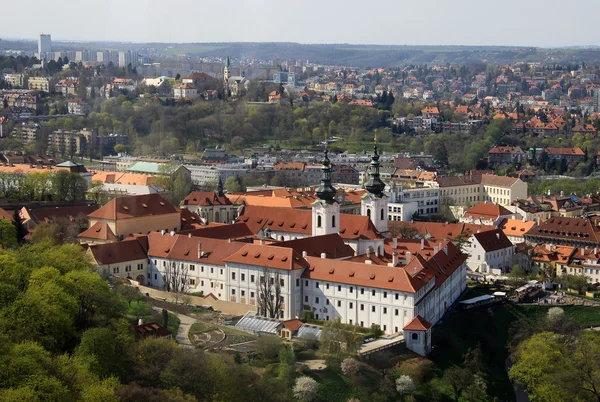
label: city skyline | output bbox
[1,0,600,48]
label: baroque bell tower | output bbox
[312,148,340,237]
[361,136,388,234]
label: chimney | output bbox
[522,216,526,222]
[188,233,191,238]
[546,243,551,251]
[365,260,372,265]
[393,237,398,249]
[302,251,307,258]
[582,248,585,256]
[595,248,598,255]
[197,241,202,259]
[375,247,379,257]
[320,252,326,259]
[170,231,175,237]
[421,238,425,250]
[392,251,399,266]
[260,239,264,245]
[511,215,515,220]
[496,232,500,239]
[406,251,412,262]
[137,318,144,325]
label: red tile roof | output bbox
[271,234,355,259]
[181,191,232,207]
[88,238,147,265]
[464,202,512,221]
[283,319,304,332]
[179,222,254,240]
[78,221,117,241]
[89,194,179,221]
[473,229,514,252]
[403,315,432,331]
[224,244,309,270]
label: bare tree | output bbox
[257,266,283,318]
[163,261,190,293]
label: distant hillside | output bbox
[4,39,600,67]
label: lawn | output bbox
[123,300,153,319]
[431,302,600,401]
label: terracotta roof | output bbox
[546,147,584,156]
[403,315,432,331]
[155,235,245,266]
[237,205,383,240]
[525,217,600,243]
[180,222,254,240]
[480,174,520,187]
[282,319,303,332]
[89,194,178,221]
[180,209,204,231]
[181,191,232,207]
[464,202,512,221]
[498,218,537,238]
[488,146,525,154]
[473,229,514,252]
[25,205,98,224]
[88,238,147,265]
[224,244,309,270]
[78,221,117,241]
[271,234,355,259]
[92,171,157,186]
[302,255,434,292]
[392,221,494,240]
[0,208,12,221]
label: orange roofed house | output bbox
[86,193,181,240]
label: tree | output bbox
[278,345,296,385]
[224,176,242,193]
[163,260,190,293]
[395,375,416,396]
[50,171,88,202]
[11,209,26,245]
[257,267,283,319]
[175,73,181,80]
[156,163,191,205]
[341,357,359,377]
[293,376,318,402]
[397,357,435,384]
[0,218,17,249]
[256,334,282,361]
[320,318,363,357]
[443,366,472,402]
[117,284,141,306]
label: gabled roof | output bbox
[473,229,514,252]
[179,209,204,231]
[271,233,355,259]
[78,221,117,241]
[88,238,147,265]
[302,255,433,293]
[25,205,99,224]
[498,218,537,238]
[224,244,309,270]
[525,217,600,243]
[236,205,383,240]
[464,202,512,221]
[181,191,232,206]
[180,222,254,240]
[156,235,245,266]
[403,315,432,331]
[88,194,179,221]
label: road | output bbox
[152,307,197,348]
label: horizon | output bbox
[2,0,600,48]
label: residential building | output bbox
[498,218,537,244]
[487,146,526,165]
[28,77,55,92]
[545,147,585,163]
[465,229,515,275]
[459,202,515,226]
[87,193,181,240]
[55,79,78,96]
[38,34,51,59]
[173,84,197,99]
[437,174,527,207]
[67,99,90,116]
[86,238,149,284]
[118,51,139,67]
[524,216,600,248]
[3,73,24,88]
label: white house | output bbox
[466,229,516,275]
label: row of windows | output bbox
[307,296,409,316]
[112,264,144,274]
[307,280,408,301]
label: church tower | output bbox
[361,137,389,234]
[312,149,340,237]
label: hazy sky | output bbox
[3,0,600,47]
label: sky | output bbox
[2,0,600,48]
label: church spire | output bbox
[316,148,336,204]
[365,135,385,197]
[217,176,224,197]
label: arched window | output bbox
[381,208,384,220]
[332,215,336,228]
[367,209,371,219]
[215,211,220,222]
[317,215,322,228]
[411,333,419,340]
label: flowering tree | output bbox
[395,375,416,396]
[341,358,359,377]
[293,376,318,402]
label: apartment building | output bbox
[28,77,56,92]
[437,174,527,207]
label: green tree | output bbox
[50,170,88,202]
[0,217,17,249]
[224,176,242,193]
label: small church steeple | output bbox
[312,147,340,236]
[365,135,386,198]
[217,176,224,197]
[315,148,336,204]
